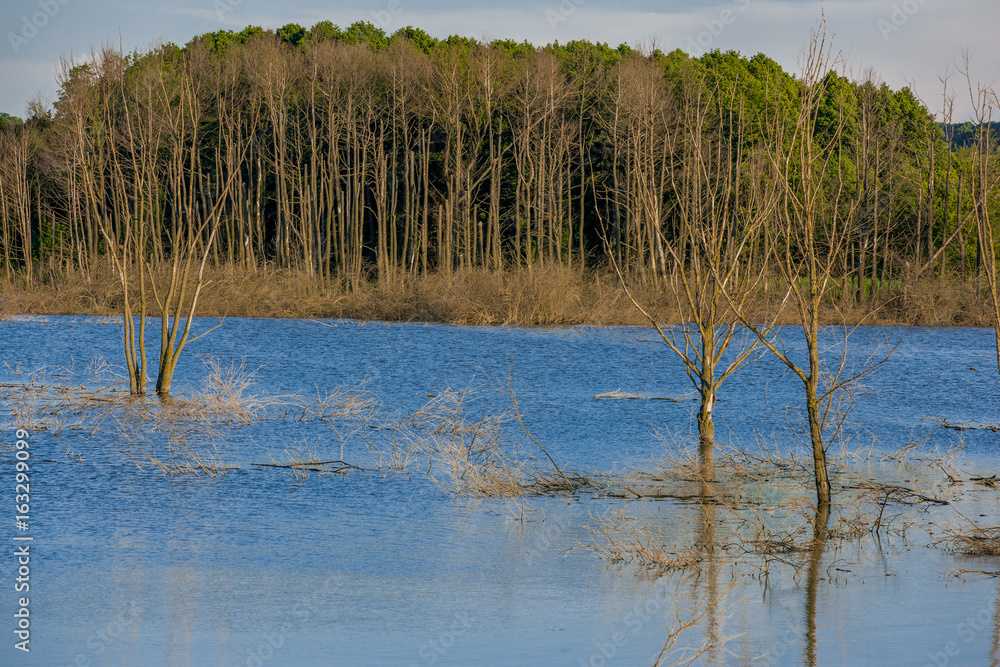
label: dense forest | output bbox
[0,20,997,314]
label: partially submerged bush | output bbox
[582,507,705,572]
[935,520,1000,557]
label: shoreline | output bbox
[1,263,995,328]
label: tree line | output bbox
[1,20,997,297]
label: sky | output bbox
[1,0,997,121]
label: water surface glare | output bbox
[2,316,1000,666]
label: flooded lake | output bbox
[2,316,1000,666]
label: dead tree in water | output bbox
[611,59,775,480]
[61,48,153,395]
[153,50,243,396]
[62,45,238,396]
[727,24,899,506]
[731,26,849,506]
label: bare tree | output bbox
[61,47,153,395]
[961,54,1000,375]
[726,24,867,506]
[611,61,775,478]
[0,126,33,284]
[152,50,243,395]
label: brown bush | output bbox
[2,261,995,327]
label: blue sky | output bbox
[1,0,996,120]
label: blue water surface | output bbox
[1,316,999,666]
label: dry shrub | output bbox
[734,502,817,557]
[0,358,128,434]
[0,354,385,479]
[400,386,528,496]
[582,507,705,572]
[892,270,993,326]
[196,356,271,424]
[125,426,233,478]
[362,428,423,472]
[146,356,378,427]
[2,355,572,489]
[359,378,588,496]
[934,517,1000,556]
[652,438,813,501]
[588,433,961,579]
[8,261,996,325]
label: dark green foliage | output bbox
[0,113,23,131]
[276,23,307,46]
[307,20,342,43]
[948,121,1000,149]
[491,38,535,61]
[196,25,267,55]
[391,26,438,53]
[340,21,388,49]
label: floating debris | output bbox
[594,388,685,401]
[939,418,1000,432]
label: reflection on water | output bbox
[804,503,829,667]
[2,317,1000,665]
[699,478,722,666]
[992,578,1000,667]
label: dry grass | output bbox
[0,357,129,434]
[581,433,964,581]
[5,261,994,326]
[892,270,995,326]
[0,262,653,325]
[934,516,1000,556]
[125,426,234,478]
[0,354,386,479]
[198,356,270,424]
[582,507,706,572]
[362,428,423,472]
[0,355,583,492]
[2,353,379,433]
